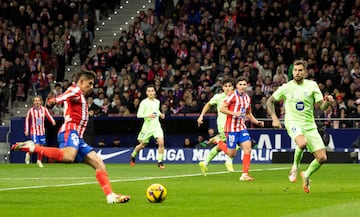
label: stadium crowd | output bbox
[0,0,360,129]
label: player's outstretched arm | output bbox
[246,111,264,127]
[197,102,211,126]
[266,96,281,128]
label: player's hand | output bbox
[272,119,282,128]
[47,97,56,106]
[52,121,56,126]
[197,116,203,127]
[149,112,157,118]
[160,113,165,119]
[257,121,265,127]
[24,131,28,136]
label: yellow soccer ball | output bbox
[146,183,167,203]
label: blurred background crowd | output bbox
[0,0,360,129]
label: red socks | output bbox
[34,146,64,161]
[37,152,42,161]
[217,140,228,154]
[242,153,251,174]
[96,170,113,195]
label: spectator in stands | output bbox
[99,96,111,116]
[2,0,360,134]
[94,92,105,107]
[0,79,10,122]
[97,139,106,148]
[183,137,194,148]
[51,34,65,82]
[35,65,51,102]
[195,135,208,149]
[112,137,121,148]
[351,103,360,128]
[63,27,77,65]
[252,100,267,120]
[108,96,121,115]
[119,105,131,117]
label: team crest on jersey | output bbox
[295,102,304,111]
[292,126,297,133]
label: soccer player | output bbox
[267,60,334,193]
[24,96,56,167]
[130,85,166,169]
[11,70,130,204]
[220,76,264,181]
[197,78,238,175]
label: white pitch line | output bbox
[0,177,94,180]
[0,167,288,192]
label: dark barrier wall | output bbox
[0,126,9,142]
[9,116,360,163]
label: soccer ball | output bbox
[146,183,167,203]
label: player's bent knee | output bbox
[318,155,327,163]
[62,155,76,163]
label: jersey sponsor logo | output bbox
[295,101,304,111]
[97,149,131,160]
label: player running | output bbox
[197,78,238,175]
[267,60,334,193]
[12,70,130,204]
[220,76,264,181]
[130,85,166,169]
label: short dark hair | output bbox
[146,84,156,91]
[74,70,96,83]
[235,76,248,84]
[222,77,234,86]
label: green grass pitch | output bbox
[0,163,359,217]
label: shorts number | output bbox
[228,134,235,143]
[71,133,79,146]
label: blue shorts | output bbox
[57,130,94,163]
[226,130,251,149]
[31,135,46,145]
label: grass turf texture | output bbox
[0,163,359,217]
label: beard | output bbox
[294,75,304,83]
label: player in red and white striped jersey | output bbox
[54,83,89,137]
[220,76,264,181]
[24,95,56,167]
[12,70,130,204]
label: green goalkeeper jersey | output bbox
[137,98,162,130]
[209,92,227,128]
[272,79,324,131]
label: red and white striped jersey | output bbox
[223,91,251,133]
[55,84,88,138]
[25,106,55,136]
